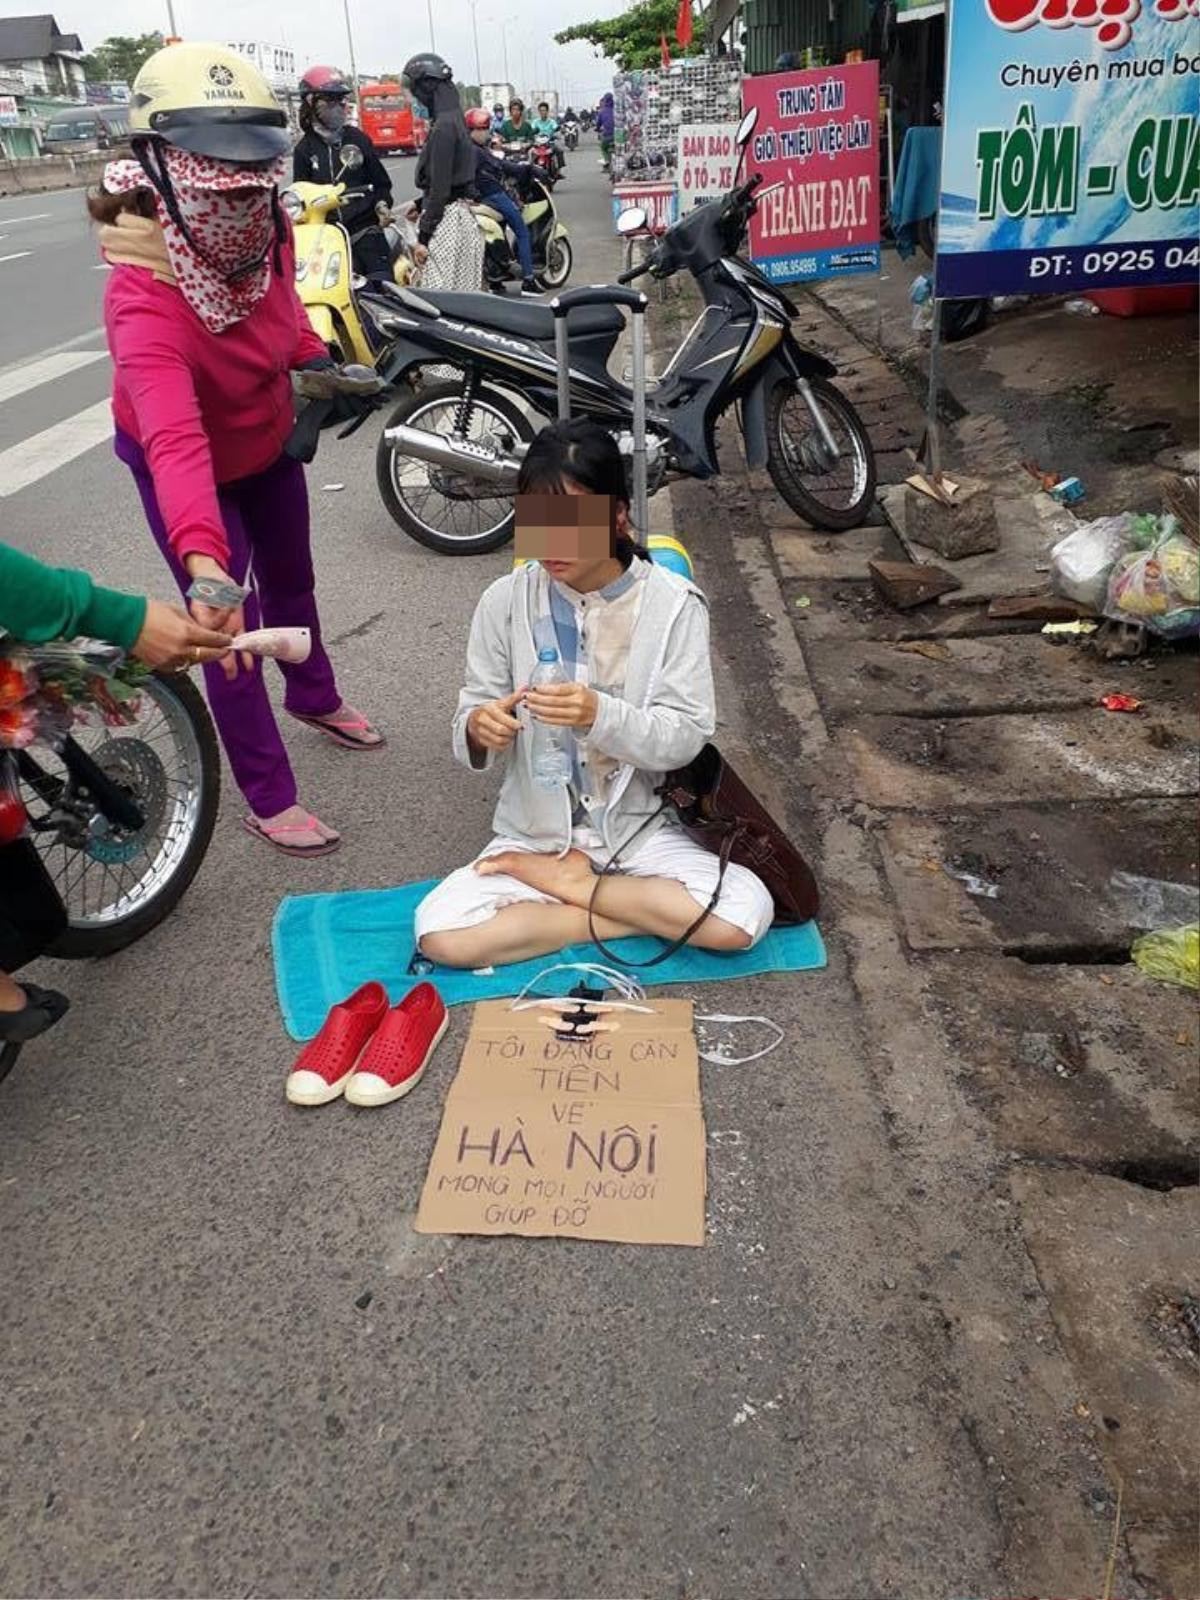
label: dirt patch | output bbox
[927,954,1198,1170]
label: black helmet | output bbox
[401,52,451,92]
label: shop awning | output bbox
[897,0,944,18]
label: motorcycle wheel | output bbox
[24,672,220,959]
[375,380,534,555]
[537,235,573,290]
[765,376,877,532]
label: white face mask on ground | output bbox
[506,962,785,1064]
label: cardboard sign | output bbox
[611,181,679,234]
[677,122,740,213]
[742,61,881,284]
[936,0,1200,297]
[416,998,706,1247]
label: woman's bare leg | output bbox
[420,901,641,970]
[477,849,753,951]
[0,970,26,1012]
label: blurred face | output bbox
[515,485,628,591]
[539,104,549,117]
[314,95,347,132]
[470,126,488,144]
[509,103,523,121]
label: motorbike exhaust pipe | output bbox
[382,423,523,486]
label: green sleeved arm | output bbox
[0,542,147,650]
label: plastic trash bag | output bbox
[1131,925,1199,989]
[1110,871,1200,929]
[1104,531,1200,638]
[1050,514,1133,610]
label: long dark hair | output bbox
[516,419,649,565]
[86,185,156,225]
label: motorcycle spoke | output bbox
[23,678,206,932]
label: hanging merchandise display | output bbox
[935,0,1200,298]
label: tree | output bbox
[81,34,164,86]
[555,0,703,70]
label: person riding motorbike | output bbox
[531,102,558,140]
[531,101,564,178]
[467,107,540,296]
[595,91,615,170]
[401,52,482,292]
[491,102,506,134]
[88,41,384,859]
[292,64,394,280]
[500,98,535,146]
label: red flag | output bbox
[660,31,671,67]
[676,0,693,48]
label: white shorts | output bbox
[414,824,774,947]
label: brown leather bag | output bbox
[587,742,819,967]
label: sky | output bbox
[2,0,622,104]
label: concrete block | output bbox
[903,475,999,559]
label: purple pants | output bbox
[119,432,341,818]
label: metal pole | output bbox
[502,24,510,86]
[426,0,436,52]
[341,0,360,98]
[630,302,649,536]
[470,2,483,85]
[926,298,942,485]
[164,0,178,35]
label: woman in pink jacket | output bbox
[90,42,383,857]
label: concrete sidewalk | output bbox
[660,260,1198,1597]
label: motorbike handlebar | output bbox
[616,261,649,285]
[550,285,648,314]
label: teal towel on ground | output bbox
[272,879,827,1040]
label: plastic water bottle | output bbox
[529,647,572,790]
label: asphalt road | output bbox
[1,144,1008,1598]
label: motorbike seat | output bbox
[417,289,624,343]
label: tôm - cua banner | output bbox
[936,0,1200,298]
[742,61,881,284]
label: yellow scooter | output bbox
[473,167,573,292]
[281,145,414,366]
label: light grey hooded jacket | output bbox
[451,559,715,855]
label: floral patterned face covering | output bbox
[104,145,284,333]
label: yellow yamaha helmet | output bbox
[130,42,290,163]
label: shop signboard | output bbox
[936,0,1200,298]
[0,95,19,127]
[611,180,679,233]
[676,122,740,213]
[741,62,881,284]
[897,0,945,17]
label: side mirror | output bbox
[339,144,364,174]
[616,207,647,236]
[736,107,758,146]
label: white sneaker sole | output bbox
[285,1034,376,1107]
[344,1012,449,1107]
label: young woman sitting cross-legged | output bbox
[414,420,773,970]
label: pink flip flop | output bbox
[290,707,386,751]
[242,811,341,857]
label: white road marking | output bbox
[0,399,113,497]
[0,252,32,265]
[0,348,108,405]
[0,213,51,226]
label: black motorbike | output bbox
[367,108,876,554]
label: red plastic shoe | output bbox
[285,981,389,1106]
[344,982,448,1107]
